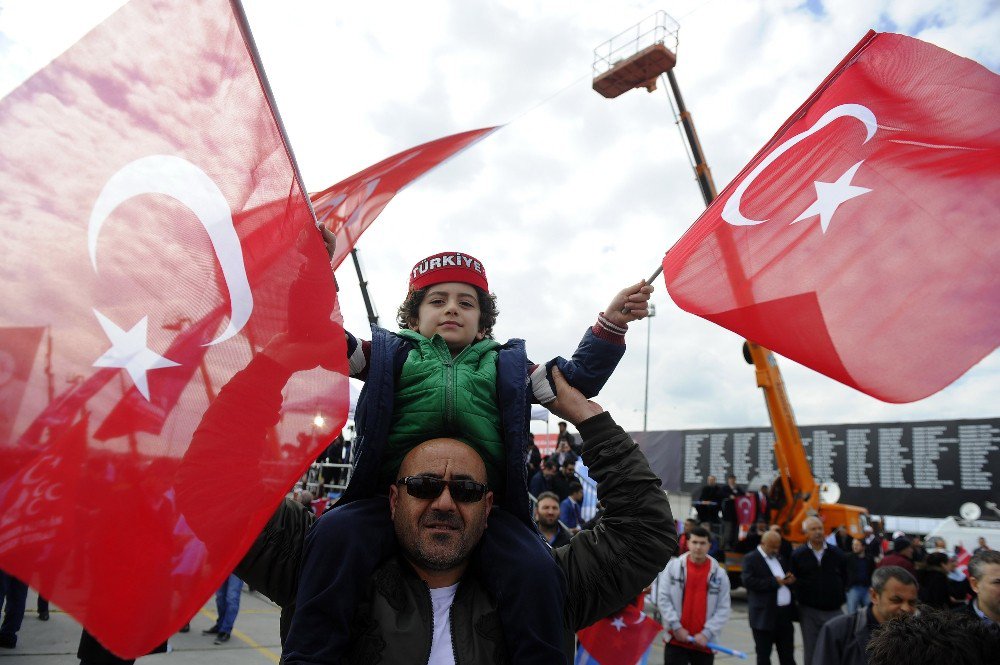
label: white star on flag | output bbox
[92,310,180,400]
[610,616,627,632]
[791,160,872,233]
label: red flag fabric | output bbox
[93,305,227,441]
[662,32,1000,403]
[577,600,663,665]
[0,0,348,657]
[0,327,45,444]
[311,126,499,269]
[735,494,755,533]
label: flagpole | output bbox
[230,0,318,224]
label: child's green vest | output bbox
[381,329,505,490]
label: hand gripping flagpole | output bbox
[620,263,665,315]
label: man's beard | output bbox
[397,509,486,572]
[537,515,558,529]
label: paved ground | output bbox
[1,588,807,663]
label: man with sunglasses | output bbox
[237,367,676,663]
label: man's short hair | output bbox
[535,491,559,505]
[568,482,583,495]
[801,516,822,531]
[542,459,557,470]
[866,609,999,665]
[688,526,711,540]
[968,549,1000,580]
[871,565,917,594]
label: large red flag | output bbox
[0,327,45,445]
[662,32,1000,403]
[0,0,348,657]
[311,126,499,269]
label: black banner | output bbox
[634,418,999,518]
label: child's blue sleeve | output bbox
[529,326,626,403]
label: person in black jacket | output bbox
[742,530,797,665]
[916,552,953,610]
[790,516,847,665]
[844,538,874,615]
[812,566,917,665]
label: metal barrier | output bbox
[300,461,353,497]
[591,10,679,78]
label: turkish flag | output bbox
[577,600,663,665]
[662,32,1000,403]
[735,494,755,533]
[0,0,348,658]
[311,126,499,269]
[0,327,45,445]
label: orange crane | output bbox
[592,13,869,564]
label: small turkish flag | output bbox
[662,31,1000,403]
[0,0,348,658]
[311,126,499,269]
[577,599,662,665]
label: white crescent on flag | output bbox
[722,103,878,230]
[88,154,253,346]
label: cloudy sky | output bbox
[2,0,997,435]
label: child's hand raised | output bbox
[603,279,654,328]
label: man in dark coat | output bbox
[742,530,796,665]
[812,566,917,665]
[529,458,559,497]
[962,549,1000,632]
[790,516,847,665]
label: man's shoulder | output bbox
[819,611,857,639]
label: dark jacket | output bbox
[916,567,951,610]
[790,544,847,610]
[844,552,874,588]
[237,412,677,662]
[813,606,875,665]
[344,325,624,524]
[528,470,556,497]
[742,548,796,632]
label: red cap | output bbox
[409,252,489,292]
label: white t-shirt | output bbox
[428,583,459,665]
[757,546,792,606]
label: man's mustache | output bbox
[421,510,463,529]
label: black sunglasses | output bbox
[396,476,489,503]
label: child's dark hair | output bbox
[396,286,499,339]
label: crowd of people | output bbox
[1,237,996,665]
[649,514,999,665]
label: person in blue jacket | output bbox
[282,239,652,664]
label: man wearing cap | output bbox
[877,537,916,576]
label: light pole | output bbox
[643,303,656,433]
